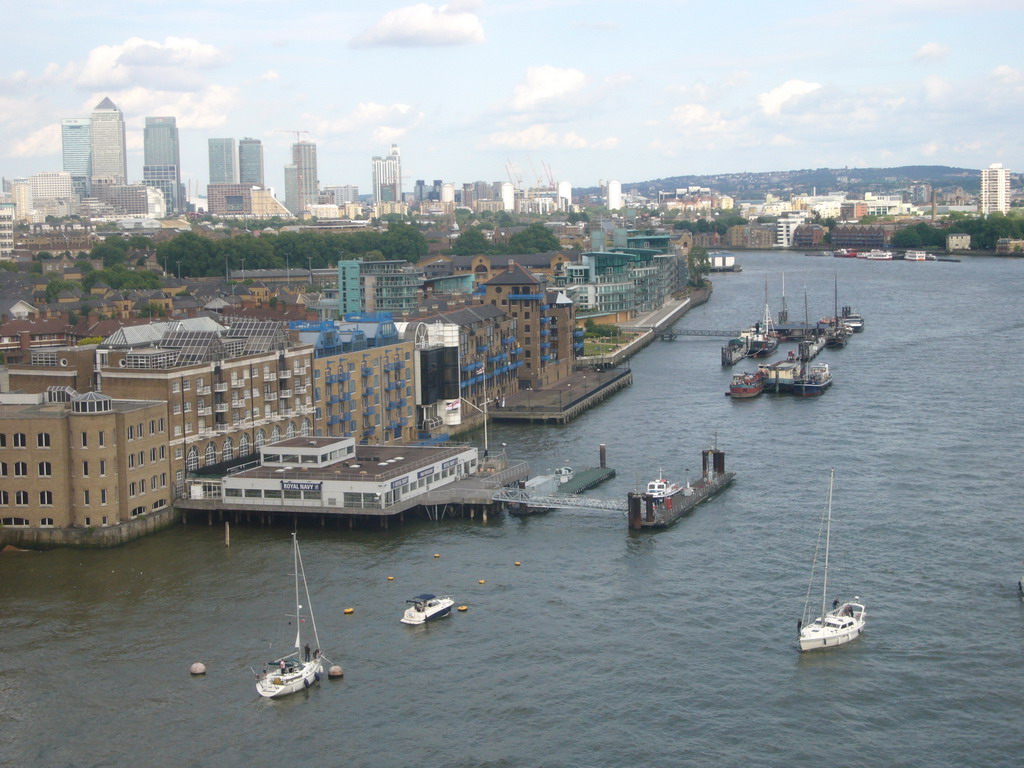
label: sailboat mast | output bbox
[821,469,834,619]
[292,533,302,650]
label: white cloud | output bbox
[70,37,228,91]
[990,65,1023,84]
[758,79,822,116]
[483,124,617,150]
[920,141,941,156]
[510,66,587,111]
[310,103,419,135]
[352,3,485,48]
[668,104,732,134]
[112,85,239,129]
[11,123,60,159]
[914,42,949,61]
[373,125,408,145]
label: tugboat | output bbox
[728,371,764,398]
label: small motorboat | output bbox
[401,594,455,625]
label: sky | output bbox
[4,0,1023,199]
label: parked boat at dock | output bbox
[728,371,764,398]
[792,363,833,397]
[721,336,750,367]
[862,250,893,260]
[627,447,735,530]
[758,358,801,393]
[904,250,928,261]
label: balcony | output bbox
[361,367,373,377]
[214,382,228,393]
[295,385,307,395]
[232,379,246,388]
[280,389,293,399]
[264,392,278,402]
[197,386,211,396]
[214,403,229,413]
[508,293,544,300]
[197,406,212,417]
[327,372,350,384]
[278,369,292,380]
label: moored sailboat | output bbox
[255,533,326,698]
[797,470,866,652]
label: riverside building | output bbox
[0,389,171,530]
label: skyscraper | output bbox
[284,140,318,215]
[238,138,264,186]
[90,97,127,185]
[371,144,402,204]
[143,116,182,216]
[60,118,92,197]
[980,163,1011,215]
[208,138,238,184]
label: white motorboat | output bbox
[798,470,866,652]
[401,594,455,625]
[255,534,325,698]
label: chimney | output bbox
[19,331,32,351]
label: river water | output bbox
[2,251,1023,768]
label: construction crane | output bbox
[505,160,522,191]
[277,129,310,143]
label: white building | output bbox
[29,171,76,201]
[557,180,572,211]
[191,436,479,512]
[980,163,1011,215]
[0,203,14,259]
[500,182,515,212]
[775,212,811,247]
[607,180,622,211]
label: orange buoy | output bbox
[458,605,468,612]
[478,579,486,584]
[344,607,354,615]
[387,576,395,581]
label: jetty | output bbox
[627,448,734,530]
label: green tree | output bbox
[451,227,491,256]
[507,223,560,253]
[686,246,711,287]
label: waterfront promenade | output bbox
[491,286,711,424]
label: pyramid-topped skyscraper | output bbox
[90,97,127,185]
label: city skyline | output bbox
[4,1,1023,198]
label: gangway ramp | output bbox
[492,486,627,512]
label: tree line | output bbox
[154,224,429,278]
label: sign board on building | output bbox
[391,476,410,489]
[282,481,323,492]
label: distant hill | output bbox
[583,166,990,199]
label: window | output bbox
[81,432,88,447]
[0,491,7,505]
[84,490,90,505]
[0,463,6,476]
[83,461,89,476]
[128,426,134,440]
[160,446,166,459]
[204,443,216,466]
[99,431,105,447]
[38,462,52,477]
[175,447,183,460]
[39,490,53,505]
[13,433,26,448]
[37,433,51,448]
[172,381,180,393]
[150,448,157,462]
[150,420,156,435]
[100,460,106,476]
[159,418,165,432]
[101,489,107,504]
[173,404,181,415]
[14,462,27,477]
[186,447,199,471]
[140,479,146,493]
[15,491,28,505]
[0,434,5,447]
[129,455,135,469]
[182,379,191,391]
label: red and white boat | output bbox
[728,371,764,398]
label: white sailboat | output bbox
[255,533,325,698]
[798,469,866,652]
